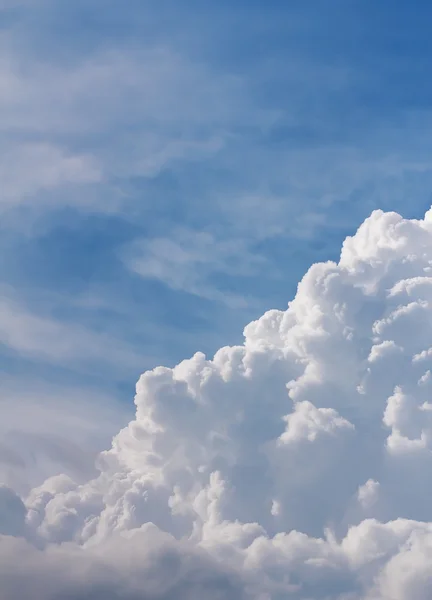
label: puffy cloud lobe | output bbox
[4,208,432,597]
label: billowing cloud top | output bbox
[3,208,432,599]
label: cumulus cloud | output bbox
[5,207,432,598]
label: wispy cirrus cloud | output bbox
[0,143,102,207]
[0,288,147,374]
[0,35,273,219]
[124,229,270,307]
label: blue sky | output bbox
[2,0,432,473]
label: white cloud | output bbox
[6,208,432,597]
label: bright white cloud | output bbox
[5,207,432,598]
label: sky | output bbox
[3,2,432,598]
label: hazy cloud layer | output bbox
[0,376,132,494]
